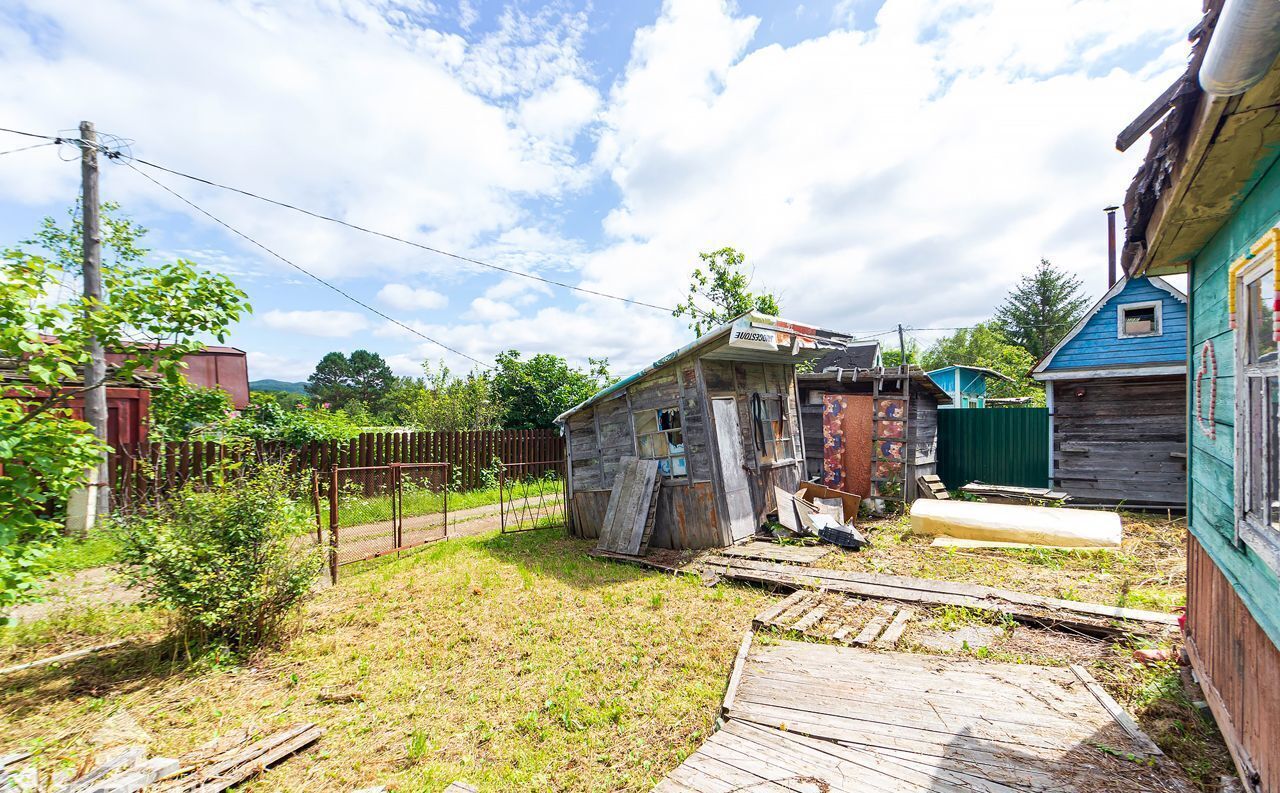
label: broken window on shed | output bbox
[1118,302,1160,337]
[752,393,795,463]
[633,406,687,477]
[1235,247,1280,573]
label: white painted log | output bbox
[909,499,1122,548]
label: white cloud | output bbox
[261,309,369,337]
[466,297,519,321]
[377,283,449,311]
[246,351,313,381]
[578,0,1202,342]
[0,0,596,282]
[518,76,601,142]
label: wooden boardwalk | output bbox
[656,636,1191,792]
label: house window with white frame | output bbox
[1235,244,1280,570]
[634,406,687,478]
[1118,301,1162,338]
[752,393,795,464]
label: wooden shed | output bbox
[1116,2,1280,786]
[556,313,850,550]
[1030,276,1187,508]
[796,364,949,504]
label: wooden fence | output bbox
[107,429,564,512]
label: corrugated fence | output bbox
[108,429,563,512]
[936,408,1048,489]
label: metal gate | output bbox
[936,408,1049,489]
[499,460,567,533]
[323,463,449,582]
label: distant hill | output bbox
[249,379,309,395]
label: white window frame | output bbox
[633,405,687,479]
[1116,300,1163,339]
[753,392,796,465]
[1233,247,1280,574]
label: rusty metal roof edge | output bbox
[554,311,849,424]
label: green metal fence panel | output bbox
[936,408,1048,489]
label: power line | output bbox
[121,160,491,368]
[123,155,689,316]
[0,141,59,158]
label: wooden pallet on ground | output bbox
[752,589,917,648]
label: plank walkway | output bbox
[656,636,1192,792]
[720,541,831,566]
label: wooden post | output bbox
[80,120,110,527]
[328,465,339,584]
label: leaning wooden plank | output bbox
[595,457,635,553]
[874,608,914,648]
[631,461,662,555]
[720,631,753,717]
[0,640,129,676]
[703,555,1176,627]
[1070,665,1164,757]
[852,605,897,645]
[752,589,811,628]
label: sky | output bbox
[0,0,1201,383]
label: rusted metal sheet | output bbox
[822,394,873,498]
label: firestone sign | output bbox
[728,322,782,351]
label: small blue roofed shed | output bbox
[1031,275,1187,507]
[926,365,1010,409]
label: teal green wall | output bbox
[1188,152,1280,648]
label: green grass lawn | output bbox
[0,528,763,791]
[41,534,121,574]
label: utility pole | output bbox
[80,120,110,525]
[897,324,906,367]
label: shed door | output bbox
[712,397,755,542]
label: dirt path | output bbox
[10,496,564,623]
[7,566,142,624]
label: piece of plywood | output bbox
[910,498,1122,548]
[595,457,661,556]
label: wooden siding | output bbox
[570,483,721,549]
[1051,376,1186,506]
[1186,150,1280,649]
[1045,278,1187,370]
[1187,535,1280,791]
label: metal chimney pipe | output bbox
[1104,205,1119,287]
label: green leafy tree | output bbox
[224,395,361,446]
[491,351,613,429]
[383,364,502,432]
[881,342,920,367]
[992,259,1090,361]
[150,379,235,440]
[305,349,394,413]
[922,323,1043,405]
[306,352,352,406]
[1,205,249,608]
[673,247,781,336]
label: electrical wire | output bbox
[121,159,491,368]
[0,141,58,157]
[122,155,692,316]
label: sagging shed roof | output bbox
[797,364,953,405]
[555,312,851,423]
[1118,0,1280,277]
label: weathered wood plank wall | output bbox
[1051,375,1185,505]
[1187,536,1280,791]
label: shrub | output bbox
[113,463,321,653]
[222,397,361,446]
[150,379,234,440]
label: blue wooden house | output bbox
[926,365,1009,408]
[1030,276,1188,507]
[1116,2,1280,786]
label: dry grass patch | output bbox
[0,530,766,791]
[819,511,1186,610]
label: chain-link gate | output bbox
[499,460,567,533]
[323,463,449,582]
